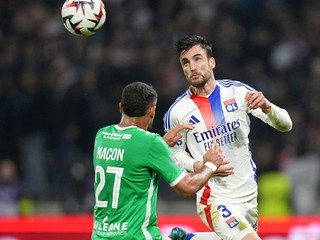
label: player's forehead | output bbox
[180,45,207,61]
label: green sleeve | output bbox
[147,135,186,185]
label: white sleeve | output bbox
[168,126,201,172]
[164,101,200,172]
[250,103,292,132]
[171,151,199,172]
[266,103,292,132]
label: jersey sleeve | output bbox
[163,101,200,172]
[147,135,187,187]
[235,81,292,132]
[250,103,292,132]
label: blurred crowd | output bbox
[0,0,319,215]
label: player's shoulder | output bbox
[123,127,160,141]
[96,125,114,135]
[217,79,256,91]
[166,90,190,115]
[143,130,168,149]
[171,90,190,106]
[130,127,163,143]
[141,129,160,139]
[96,125,157,139]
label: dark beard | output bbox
[191,76,209,88]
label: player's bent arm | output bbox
[245,90,292,132]
[266,103,292,132]
[173,165,214,197]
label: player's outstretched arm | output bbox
[173,144,229,196]
[192,145,234,177]
[193,161,234,177]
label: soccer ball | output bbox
[61,0,106,37]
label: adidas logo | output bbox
[189,115,200,125]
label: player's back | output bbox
[92,124,163,240]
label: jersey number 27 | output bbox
[95,166,124,208]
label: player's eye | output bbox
[181,60,189,66]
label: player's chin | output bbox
[192,80,206,88]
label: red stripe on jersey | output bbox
[204,205,215,231]
[200,184,215,230]
[200,183,211,205]
[191,95,216,130]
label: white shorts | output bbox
[197,197,258,240]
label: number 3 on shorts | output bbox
[217,205,232,218]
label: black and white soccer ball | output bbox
[61,0,106,36]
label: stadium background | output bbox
[0,0,320,238]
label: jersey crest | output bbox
[223,98,238,112]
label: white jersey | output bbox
[164,79,292,205]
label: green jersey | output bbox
[92,124,186,240]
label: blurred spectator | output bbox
[0,159,22,215]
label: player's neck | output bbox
[118,116,149,130]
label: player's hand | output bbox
[162,124,194,147]
[203,144,227,169]
[213,164,234,177]
[245,91,271,114]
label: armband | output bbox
[204,162,217,173]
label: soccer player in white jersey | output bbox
[91,81,230,240]
[164,35,293,240]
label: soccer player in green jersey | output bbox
[92,82,229,240]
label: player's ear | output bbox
[149,105,156,119]
[209,57,216,69]
[119,102,123,113]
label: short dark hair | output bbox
[121,82,157,117]
[175,35,213,58]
